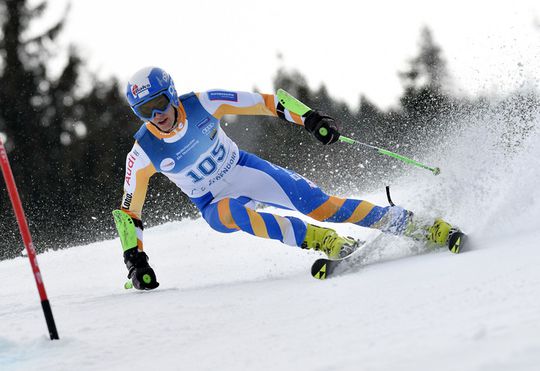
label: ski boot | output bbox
[371,206,466,253]
[405,216,465,254]
[302,224,359,259]
[425,218,465,253]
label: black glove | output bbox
[303,110,340,145]
[124,248,160,290]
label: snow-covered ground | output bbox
[2,214,540,371]
[1,109,540,370]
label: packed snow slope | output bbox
[1,107,540,371]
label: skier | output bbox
[113,66,459,289]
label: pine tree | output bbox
[396,26,452,148]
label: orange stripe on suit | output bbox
[246,208,270,238]
[308,196,346,221]
[261,94,277,116]
[289,111,304,126]
[217,199,240,230]
[344,201,376,224]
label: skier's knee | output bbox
[202,198,240,233]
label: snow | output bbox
[2,111,540,370]
[2,211,540,370]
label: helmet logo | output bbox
[130,78,152,98]
[131,83,151,98]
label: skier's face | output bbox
[150,104,177,133]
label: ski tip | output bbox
[448,231,467,254]
[311,259,328,280]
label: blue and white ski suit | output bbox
[120,90,404,250]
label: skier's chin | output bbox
[155,118,177,133]
[165,120,178,133]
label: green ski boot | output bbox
[406,216,465,253]
[427,218,453,245]
[302,224,358,259]
[429,218,465,253]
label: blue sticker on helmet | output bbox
[208,91,238,102]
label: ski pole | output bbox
[0,139,60,340]
[276,89,441,176]
[333,134,440,175]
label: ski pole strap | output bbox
[385,185,396,207]
[112,210,139,252]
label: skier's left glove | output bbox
[124,248,160,290]
[303,110,341,145]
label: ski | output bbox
[311,231,468,280]
[311,257,347,280]
[311,243,371,280]
[311,236,382,280]
[448,230,467,254]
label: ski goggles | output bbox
[133,93,172,120]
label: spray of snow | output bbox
[390,96,540,240]
[1,99,540,370]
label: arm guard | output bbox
[112,209,142,252]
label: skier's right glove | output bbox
[124,248,160,290]
[303,110,341,145]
